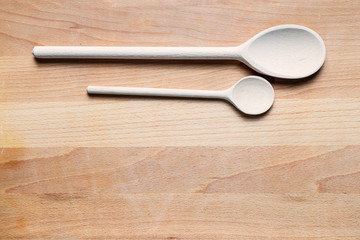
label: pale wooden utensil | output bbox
[87,76,275,115]
[33,25,325,79]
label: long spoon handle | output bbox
[87,86,227,99]
[32,46,240,60]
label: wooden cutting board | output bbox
[1,0,360,239]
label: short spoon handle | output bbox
[33,46,241,60]
[87,86,227,99]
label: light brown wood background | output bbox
[1,0,360,239]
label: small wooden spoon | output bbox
[87,76,275,115]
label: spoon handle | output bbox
[33,46,240,60]
[87,86,226,99]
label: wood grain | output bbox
[1,0,360,239]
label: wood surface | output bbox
[1,0,360,239]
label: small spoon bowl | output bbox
[227,76,275,115]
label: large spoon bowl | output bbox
[240,25,326,79]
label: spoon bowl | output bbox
[227,76,275,115]
[87,76,275,115]
[240,25,326,79]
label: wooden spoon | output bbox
[86,76,275,115]
[33,25,325,79]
